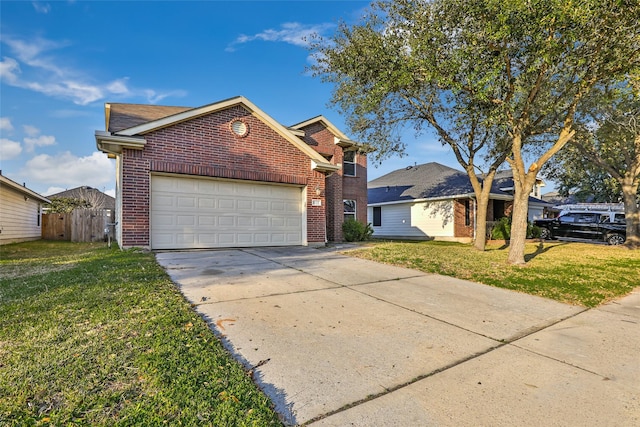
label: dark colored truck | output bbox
[534,211,626,245]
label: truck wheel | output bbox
[606,233,625,245]
[540,228,552,240]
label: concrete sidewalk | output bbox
[155,247,640,426]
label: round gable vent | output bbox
[230,119,249,137]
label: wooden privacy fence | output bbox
[42,209,113,242]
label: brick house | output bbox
[367,162,548,242]
[95,96,367,250]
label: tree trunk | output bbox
[507,189,531,265]
[621,177,640,249]
[473,186,493,251]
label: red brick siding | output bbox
[119,106,326,247]
[453,198,474,238]
[297,122,368,241]
[343,153,368,225]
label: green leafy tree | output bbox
[45,197,92,213]
[310,0,512,251]
[311,0,640,264]
[547,84,640,247]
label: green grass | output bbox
[0,241,282,426]
[348,240,640,307]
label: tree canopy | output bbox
[311,0,640,262]
[545,84,640,246]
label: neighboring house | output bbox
[95,96,367,250]
[367,162,548,241]
[0,172,50,245]
[47,186,116,211]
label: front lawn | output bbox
[0,241,281,426]
[348,240,640,307]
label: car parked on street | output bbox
[534,210,626,245]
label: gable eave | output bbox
[0,175,51,203]
[113,96,335,171]
[291,115,352,141]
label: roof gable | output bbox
[99,96,338,173]
[0,174,50,203]
[368,162,477,204]
[290,115,360,148]
[48,186,115,209]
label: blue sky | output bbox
[0,0,459,197]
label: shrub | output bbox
[342,218,373,242]
[491,217,512,240]
[491,217,541,240]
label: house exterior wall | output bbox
[297,122,368,241]
[453,198,475,238]
[118,106,326,248]
[0,184,43,244]
[343,152,368,224]
[368,201,454,239]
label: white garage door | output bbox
[151,175,305,249]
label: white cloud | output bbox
[23,124,39,137]
[144,89,188,104]
[24,135,56,152]
[0,35,186,105]
[226,22,334,52]
[44,186,66,196]
[106,78,130,95]
[32,2,51,14]
[0,57,20,84]
[22,151,115,188]
[0,138,23,160]
[22,125,56,152]
[0,117,14,132]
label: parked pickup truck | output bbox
[534,211,626,245]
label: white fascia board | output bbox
[367,192,514,207]
[287,128,306,137]
[95,131,146,154]
[368,194,474,207]
[312,160,340,173]
[334,136,356,148]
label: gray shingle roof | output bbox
[48,186,115,210]
[368,162,513,204]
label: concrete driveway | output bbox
[155,246,640,426]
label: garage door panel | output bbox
[237,200,253,210]
[176,215,195,226]
[255,217,269,227]
[287,218,302,227]
[219,199,234,209]
[177,197,196,208]
[219,216,235,227]
[198,198,215,209]
[198,216,216,226]
[237,217,252,227]
[151,175,304,249]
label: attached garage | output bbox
[150,175,305,249]
[96,97,346,250]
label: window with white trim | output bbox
[343,150,356,176]
[344,199,356,221]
